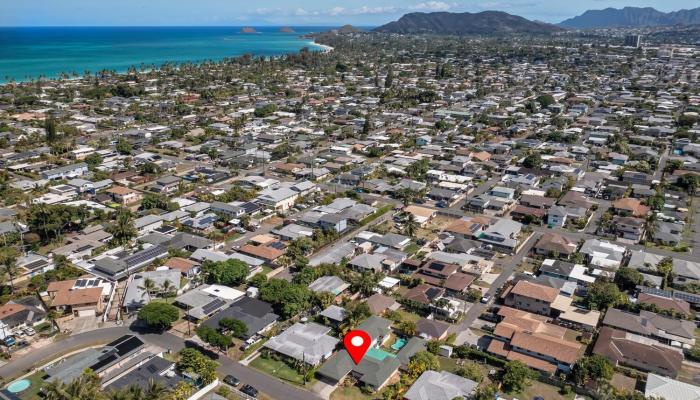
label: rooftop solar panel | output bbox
[674,291,700,304]
[106,335,130,347]
[89,354,117,372]
[202,299,226,315]
[115,336,144,356]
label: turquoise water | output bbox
[0,26,329,82]
[391,337,407,351]
[366,347,397,361]
[7,379,31,393]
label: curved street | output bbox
[0,326,322,400]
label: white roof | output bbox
[202,285,245,301]
[645,373,700,400]
[379,277,400,289]
[569,265,599,284]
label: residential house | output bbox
[533,233,578,259]
[487,307,582,374]
[613,216,646,243]
[593,327,683,377]
[42,163,89,180]
[263,322,339,366]
[0,297,47,334]
[602,308,695,348]
[638,293,692,317]
[415,318,450,340]
[149,175,181,195]
[645,374,700,400]
[203,297,278,339]
[579,239,627,270]
[613,198,651,218]
[106,186,143,205]
[404,371,477,400]
[47,279,108,317]
[503,280,559,316]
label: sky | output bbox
[1,0,699,27]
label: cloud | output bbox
[410,2,456,11]
[328,6,398,16]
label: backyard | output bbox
[6,370,47,400]
[249,355,307,385]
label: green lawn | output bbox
[505,380,574,400]
[330,384,391,400]
[8,371,47,400]
[394,309,422,323]
[404,243,420,255]
[250,356,305,385]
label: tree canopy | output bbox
[176,348,218,385]
[502,360,535,393]
[137,302,179,330]
[203,259,249,286]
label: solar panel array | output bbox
[639,286,673,298]
[89,354,117,372]
[673,290,700,304]
[638,286,700,304]
[125,245,166,267]
[202,298,227,315]
[115,336,144,356]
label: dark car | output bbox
[479,313,499,323]
[223,375,240,387]
[240,384,258,398]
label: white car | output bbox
[23,327,36,336]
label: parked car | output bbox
[479,313,499,323]
[480,294,492,304]
[23,327,36,336]
[240,384,258,398]
[223,375,240,387]
[3,336,16,347]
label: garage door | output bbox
[77,309,96,317]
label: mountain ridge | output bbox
[559,6,700,29]
[374,11,564,35]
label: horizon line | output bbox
[0,24,375,28]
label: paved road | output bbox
[585,199,611,235]
[654,148,670,182]
[451,232,541,345]
[448,176,503,211]
[0,327,322,400]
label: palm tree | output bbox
[645,213,658,242]
[162,280,174,302]
[139,278,157,301]
[127,384,145,400]
[144,379,168,400]
[107,207,137,245]
[0,247,19,294]
[43,380,70,400]
[404,213,418,237]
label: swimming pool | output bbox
[366,347,397,361]
[391,337,407,351]
[7,379,31,393]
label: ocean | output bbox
[0,26,331,83]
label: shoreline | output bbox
[311,41,334,53]
[0,28,333,85]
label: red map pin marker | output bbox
[343,330,371,365]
